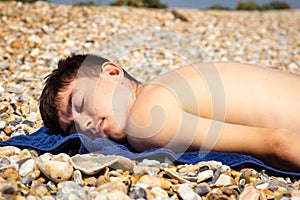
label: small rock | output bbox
[96,181,127,194]
[212,168,222,183]
[21,170,40,185]
[197,170,214,183]
[141,159,161,167]
[37,154,73,183]
[0,183,17,195]
[110,156,134,172]
[96,190,131,200]
[178,165,199,173]
[0,146,21,156]
[56,181,88,200]
[139,175,172,189]
[177,184,201,200]
[19,158,35,177]
[199,165,210,172]
[0,156,11,167]
[214,174,232,186]
[46,181,57,194]
[41,196,56,200]
[207,161,222,170]
[22,120,36,127]
[128,186,148,200]
[39,159,73,183]
[72,170,84,186]
[256,181,269,190]
[240,185,260,200]
[70,154,118,175]
[164,168,189,183]
[0,120,6,129]
[151,186,169,198]
[292,190,300,200]
[30,181,49,197]
[193,185,211,196]
[133,165,160,176]
[84,176,97,187]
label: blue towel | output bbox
[1,127,299,179]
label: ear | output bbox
[101,62,124,81]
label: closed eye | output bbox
[79,99,84,113]
[73,98,84,113]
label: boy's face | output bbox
[57,64,129,141]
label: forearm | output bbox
[184,112,272,157]
[189,114,300,171]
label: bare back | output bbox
[127,62,300,171]
[135,62,300,133]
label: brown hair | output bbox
[39,54,136,135]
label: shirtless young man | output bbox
[39,54,300,171]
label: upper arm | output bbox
[127,87,274,156]
[126,79,275,156]
[126,84,230,153]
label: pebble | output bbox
[0,120,6,129]
[151,186,169,198]
[19,158,35,177]
[37,153,73,183]
[214,173,232,186]
[193,185,211,196]
[240,185,260,200]
[197,169,214,183]
[177,184,201,200]
[70,154,118,175]
[0,146,299,199]
[139,175,172,189]
[56,181,88,200]
[0,1,299,199]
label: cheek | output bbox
[93,93,111,116]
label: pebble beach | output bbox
[0,1,300,199]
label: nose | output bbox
[74,114,93,133]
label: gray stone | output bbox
[193,185,211,196]
[56,181,88,200]
[70,154,118,175]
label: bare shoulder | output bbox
[126,83,182,151]
[128,83,181,128]
[132,80,182,111]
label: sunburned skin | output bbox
[58,62,300,171]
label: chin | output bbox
[109,131,127,143]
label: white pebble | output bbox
[19,159,35,177]
[215,174,231,186]
[177,184,201,200]
[197,170,214,183]
[0,120,6,129]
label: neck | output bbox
[122,78,142,111]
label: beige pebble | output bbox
[139,175,172,190]
[214,174,232,186]
[240,185,260,200]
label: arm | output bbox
[126,85,300,171]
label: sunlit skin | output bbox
[58,62,300,171]
[58,62,135,141]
